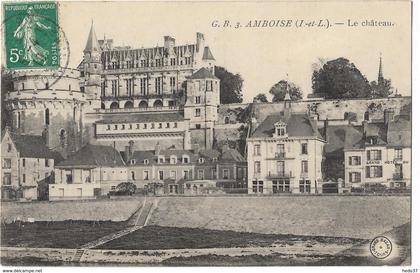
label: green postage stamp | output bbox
[3,2,59,70]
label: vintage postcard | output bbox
[0,0,414,270]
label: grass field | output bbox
[96,225,363,250]
[148,196,410,239]
[1,220,127,248]
[1,198,143,222]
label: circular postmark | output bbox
[1,2,71,89]
[370,236,392,259]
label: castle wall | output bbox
[91,138,184,152]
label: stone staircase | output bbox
[72,249,85,262]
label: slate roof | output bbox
[56,144,125,168]
[96,112,184,124]
[220,149,246,163]
[190,67,217,79]
[324,125,364,154]
[387,119,411,147]
[364,122,387,145]
[7,133,63,161]
[251,113,322,139]
[202,46,215,60]
[84,23,100,52]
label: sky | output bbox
[57,1,411,102]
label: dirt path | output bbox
[71,197,156,262]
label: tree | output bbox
[215,66,243,104]
[370,79,393,98]
[312,58,372,99]
[254,93,268,103]
[269,80,302,102]
[114,182,137,196]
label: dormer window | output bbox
[274,121,287,137]
[170,156,177,164]
[182,155,190,164]
[144,159,149,165]
[158,156,165,164]
[198,158,205,164]
[129,159,136,165]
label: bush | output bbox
[113,182,137,196]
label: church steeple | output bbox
[378,53,384,85]
[84,21,100,53]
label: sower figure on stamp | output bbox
[13,6,51,66]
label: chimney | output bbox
[128,140,134,158]
[196,32,205,52]
[193,143,200,154]
[42,126,50,147]
[164,36,175,49]
[323,118,329,141]
[155,142,161,156]
[384,109,394,124]
[124,145,130,162]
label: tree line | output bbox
[216,57,394,104]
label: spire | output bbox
[84,21,100,53]
[378,53,384,85]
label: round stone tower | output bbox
[4,69,89,158]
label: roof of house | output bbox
[4,132,63,161]
[251,113,322,139]
[202,46,215,60]
[56,144,125,168]
[220,148,246,163]
[387,118,411,147]
[190,67,217,79]
[364,122,387,145]
[96,112,184,124]
[84,23,100,52]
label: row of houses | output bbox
[1,99,411,200]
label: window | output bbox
[206,80,213,91]
[299,180,311,193]
[16,112,21,129]
[252,180,264,193]
[45,108,50,125]
[254,144,261,156]
[114,125,118,130]
[174,122,177,128]
[277,127,285,136]
[254,161,261,174]
[349,156,361,166]
[2,158,12,169]
[158,123,162,129]
[166,123,170,128]
[155,77,162,94]
[126,78,134,96]
[140,78,147,95]
[212,169,217,179]
[111,80,118,96]
[7,143,12,152]
[223,169,229,179]
[144,159,149,165]
[276,161,285,176]
[394,164,403,179]
[198,170,204,180]
[198,158,205,164]
[65,170,72,184]
[195,96,201,104]
[143,171,149,180]
[195,109,201,117]
[159,170,164,180]
[3,173,11,185]
[129,159,136,165]
[107,125,111,130]
[195,124,201,129]
[143,124,147,129]
[170,171,176,179]
[366,166,383,178]
[224,116,230,124]
[276,144,285,157]
[22,174,26,183]
[185,57,192,65]
[301,160,308,174]
[349,172,361,183]
[170,77,176,93]
[140,59,146,67]
[183,156,190,164]
[183,170,189,179]
[170,58,176,66]
[367,150,382,161]
[22,158,25,167]
[395,148,403,160]
[158,156,165,164]
[301,143,308,155]
[272,179,290,193]
[45,159,49,167]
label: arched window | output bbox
[224,116,230,124]
[139,101,148,109]
[59,129,66,147]
[124,101,134,109]
[364,111,370,121]
[131,171,136,180]
[73,107,77,121]
[153,100,163,108]
[101,103,105,109]
[110,102,119,109]
[45,109,50,125]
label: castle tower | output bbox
[82,22,102,109]
[184,67,220,150]
[4,69,88,158]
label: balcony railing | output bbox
[96,106,181,113]
[101,93,182,101]
[266,171,293,179]
[392,173,404,180]
[274,152,286,159]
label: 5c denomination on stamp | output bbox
[3,2,59,70]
